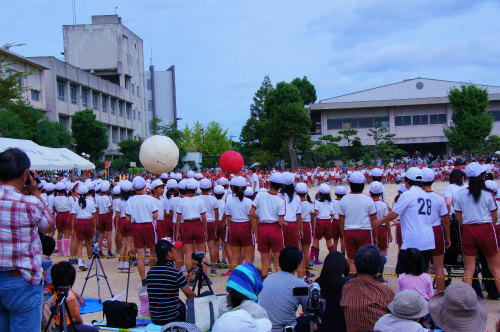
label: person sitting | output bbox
[374,290,430,332]
[218,263,268,319]
[41,235,56,300]
[316,251,350,332]
[259,245,308,332]
[213,309,272,332]
[428,282,487,332]
[340,245,394,332]
[146,238,196,326]
[397,248,433,301]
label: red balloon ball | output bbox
[219,151,244,174]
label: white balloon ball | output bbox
[139,135,179,174]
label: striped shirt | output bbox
[146,260,187,325]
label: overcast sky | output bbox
[1,0,499,138]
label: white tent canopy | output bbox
[0,137,95,171]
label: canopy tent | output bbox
[0,137,95,171]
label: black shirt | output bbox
[319,276,350,332]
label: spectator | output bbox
[260,245,308,332]
[213,310,272,332]
[428,282,487,332]
[218,263,268,319]
[146,238,196,326]
[0,148,54,332]
[316,251,350,332]
[397,248,433,301]
[340,245,394,332]
[41,235,56,300]
[374,290,430,332]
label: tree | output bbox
[367,124,395,159]
[0,54,27,109]
[291,76,317,105]
[444,85,493,159]
[33,119,71,148]
[485,135,500,154]
[0,108,26,138]
[149,117,162,135]
[118,138,143,164]
[201,121,232,168]
[71,109,108,162]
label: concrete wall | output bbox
[145,65,176,136]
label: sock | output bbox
[310,246,318,261]
[119,261,124,268]
[56,240,63,254]
[63,239,70,255]
[124,262,129,268]
[78,258,84,266]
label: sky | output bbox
[1,0,499,139]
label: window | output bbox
[30,89,40,101]
[147,79,152,90]
[102,96,107,113]
[358,117,374,128]
[488,110,500,122]
[132,83,135,95]
[395,115,412,126]
[81,89,88,107]
[112,128,118,143]
[57,81,65,101]
[138,111,141,121]
[429,113,447,124]
[137,85,140,97]
[412,115,428,126]
[148,100,153,112]
[126,104,131,119]
[374,116,389,127]
[110,99,116,115]
[70,85,77,104]
[92,92,98,110]
[133,109,136,120]
[118,101,123,117]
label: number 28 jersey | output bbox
[392,186,435,251]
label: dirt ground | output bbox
[55,180,500,331]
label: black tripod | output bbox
[44,287,77,332]
[188,258,214,295]
[81,244,114,303]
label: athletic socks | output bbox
[56,240,63,255]
[310,246,318,261]
[63,239,70,256]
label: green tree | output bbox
[444,85,493,159]
[118,138,143,164]
[0,54,27,109]
[291,76,317,105]
[71,109,108,162]
[367,124,394,159]
[201,121,232,168]
[485,135,500,154]
[149,117,162,135]
[33,119,72,148]
[0,108,26,138]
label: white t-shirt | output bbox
[281,194,301,222]
[300,199,314,222]
[392,186,435,251]
[331,199,341,220]
[125,194,158,223]
[339,194,377,230]
[176,196,207,221]
[169,196,182,223]
[252,191,286,223]
[217,199,226,222]
[374,199,390,221]
[153,196,165,221]
[53,195,71,212]
[198,194,219,222]
[454,189,498,224]
[113,198,123,215]
[314,200,333,220]
[426,191,449,227]
[442,183,466,214]
[225,196,252,222]
[163,197,171,217]
[96,194,113,215]
[251,173,260,191]
[71,197,96,219]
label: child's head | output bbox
[41,235,55,257]
[401,248,426,276]
[51,261,76,288]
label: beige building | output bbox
[310,78,500,154]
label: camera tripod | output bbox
[188,259,214,295]
[44,287,76,332]
[81,244,114,303]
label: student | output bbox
[214,184,232,270]
[369,181,392,255]
[41,235,56,300]
[296,182,315,278]
[111,185,122,254]
[115,180,134,272]
[311,183,334,265]
[53,182,72,256]
[339,172,377,273]
[170,179,186,271]
[67,182,80,264]
[331,186,347,255]
[198,178,220,277]
[96,181,114,258]
[397,248,433,301]
[164,179,178,238]
[150,179,167,239]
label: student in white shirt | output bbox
[296,182,315,278]
[164,179,179,239]
[54,182,72,256]
[115,181,135,272]
[369,181,392,256]
[170,179,186,270]
[249,167,260,192]
[311,183,333,265]
[331,186,347,256]
[96,181,114,258]
[214,185,232,271]
[150,179,167,239]
[442,168,467,216]
[199,178,220,277]
[67,183,80,264]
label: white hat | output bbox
[94,183,101,192]
[422,168,435,182]
[178,179,187,190]
[244,187,254,197]
[55,182,66,191]
[45,183,55,192]
[186,170,195,179]
[150,179,164,190]
[77,184,88,195]
[169,171,175,178]
[195,173,203,179]
[86,181,95,191]
[166,179,178,189]
[231,176,247,187]
[120,180,132,192]
[212,310,272,332]
[369,181,384,194]
[318,183,331,194]
[160,173,169,179]
[466,162,487,178]
[214,185,225,195]
[270,172,284,184]
[281,172,293,185]
[295,182,308,194]
[370,168,383,177]
[335,186,347,195]
[349,171,365,184]
[218,177,229,186]
[199,178,212,190]
[405,167,423,181]
[112,186,121,195]
[485,180,498,193]
[175,173,183,181]
[66,182,75,192]
[132,176,146,190]
[85,153,90,158]
[100,181,110,192]
[485,164,493,174]
[186,178,198,190]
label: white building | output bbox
[145,65,177,135]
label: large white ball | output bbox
[139,135,179,174]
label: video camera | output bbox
[92,242,100,255]
[293,282,325,315]
[192,251,205,263]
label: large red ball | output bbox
[219,151,244,174]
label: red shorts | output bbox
[332,220,341,241]
[314,218,333,240]
[301,222,312,245]
[461,223,499,257]
[257,223,284,254]
[283,222,299,246]
[395,224,402,245]
[206,222,217,242]
[432,225,445,256]
[156,219,167,239]
[181,219,205,244]
[55,211,71,232]
[217,221,228,242]
[165,215,174,238]
[75,218,94,241]
[496,224,500,245]
[344,229,373,260]
[119,217,133,237]
[98,213,113,233]
[377,225,389,251]
[230,222,254,247]
[133,222,157,249]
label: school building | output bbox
[309,78,500,155]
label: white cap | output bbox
[212,310,272,332]
[421,168,435,182]
[160,173,169,179]
[370,168,383,177]
[94,184,101,192]
[112,186,121,195]
[369,181,384,194]
[244,187,254,197]
[169,171,175,178]
[405,167,423,181]
[120,180,132,192]
[295,182,308,194]
[100,181,110,192]
[349,171,365,184]
[231,176,247,187]
[150,179,164,190]
[466,162,487,178]
[132,176,146,190]
[85,153,90,158]
[270,172,284,184]
[195,173,203,179]
[55,182,66,191]
[335,186,347,195]
[186,178,198,190]
[66,182,75,192]
[178,179,187,190]
[175,173,183,181]
[318,183,331,194]
[45,183,55,192]
[214,185,225,195]
[218,177,229,186]
[186,170,195,179]
[485,180,499,193]
[86,181,95,191]
[166,179,178,189]
[485,164,493,174]
[282,172,294,186]
[77,184,88,195]
[199,178,212,190]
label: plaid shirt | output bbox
[340,274,395,332]
[0,185,53,285]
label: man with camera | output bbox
[0,148,55,332]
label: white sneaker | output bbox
[78,259,87,271]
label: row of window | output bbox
[489,111,500,121]
[395,114,447,126]
[327,116,389,130]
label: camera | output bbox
[24,170,41,187]
[192,251,205,262]
[293,282,325,315]
[92,242,100,255]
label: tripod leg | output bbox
[95,255,101,303]
[80,255,96,297]
[201,271,214,294]
[96,254,114,298]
